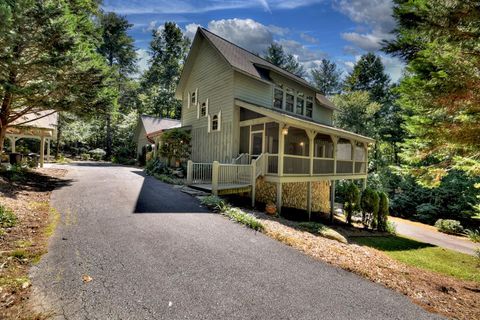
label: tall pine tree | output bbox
[141,22,190,119]
[264,43,305,77]
[311,59,342,96]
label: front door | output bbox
[250,131,263,158]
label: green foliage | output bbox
[89,148,106,161]
[343,182,360,225]
[377,192,389,231]
[361,188,380,229]
[386,221,397,235]
[465,229,480,243]
[140,22,190,118]
[0,204,17,228]
[80,153,90,161]
[311,59,342,96]
[200,195,230,212]
[159,128,191,165]
[435,219,464,235]
[384,0,480,180]
[224,208,264,231]
[145,159,169,176]
[297,222,348,243]
[264,43,305,77]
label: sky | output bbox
[102,0,404,82]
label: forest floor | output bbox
[0,167,69,319]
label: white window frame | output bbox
[208,110,221,133]
[198,98,208,119]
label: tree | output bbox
[343,182,360,225]
[159,128,191,165]
[311,59,342,95]
[377,192,389,231]
[361,188,380,229]
[383,0,480,182]
[141,22,190,119]
[0,0,110,153]
[343,53,391,104]
[97,11,137,158]
[332,91,380,137]
[264,43,305,77]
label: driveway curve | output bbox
[31,163,442,319]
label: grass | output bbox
[353,235,480,282]
[224,208,264,231]
[44,207,60,237]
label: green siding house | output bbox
[176,27,374,217]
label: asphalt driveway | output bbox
[31,163,442,319]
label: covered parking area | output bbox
[3,111,58,167]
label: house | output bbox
[133,115,181,160]
[4,110,58,167]
[176,27,374,217]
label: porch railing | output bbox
[218,164,252,185]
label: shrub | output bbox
[0,204,17,228]
[224,208,264,231]
[200,195,230,212]
[435,219,464,235]
[145,159,169,176]
[377,192,389,231]
[361,188,379,229]
[386,221,397,235]
[297,222,347,243]
[343,182,360,225]
[465,229,480,243]
[89,148,106,161]
[80,153,90,161]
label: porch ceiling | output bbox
[235,99,375,144]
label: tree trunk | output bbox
[0,124,6,155]
[55,117,63,159]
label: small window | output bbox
[306,96,313,118]
[296,96,304,115]
[212,115,219,131]
[200,101,207,117]
[274,88,283,109]
[285,90,294,112]
[191,91,196,105]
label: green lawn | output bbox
[352,236,480,283]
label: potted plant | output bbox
[265,202,277,215]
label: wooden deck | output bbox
[191,183,252,195]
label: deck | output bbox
[190,183,252,196]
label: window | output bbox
[306,96,313,118]
[285,89,294,112]
[296,96,304,115]
[212,115,218,131]
[191,91,196,105]
[274,88,283,109]
[199,99,208,118]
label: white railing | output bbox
[218,164,252,185]
[253,153,266,178]
[232,153,250,164]
[190,163,212,184]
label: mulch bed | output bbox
[0,168,68,320]
[253,211,480,320]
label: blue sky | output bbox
[102,0,403,82]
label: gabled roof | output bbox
[11,110,58,131]
[139,115,181,135]
[177,27,337,110]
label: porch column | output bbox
[330,181,335,224]
[351,140,356,175]
[278,123,285,176]
[46,139,51,162]
[276,182,282,215]
[306,130,316,176]
[212,161,219,196]
[307,181,312,221]
[8,136,17,153]
[186,160,193,185]
[40,136,45,168]
[331,135,338,175]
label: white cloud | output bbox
[381,55,404,83]
[277,39,325,63]
[300,32,318,44]
[341,31,389,52]
[136,49,150,75]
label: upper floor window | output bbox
[274,88,283,109]
[306,96,313,118]
[296,96,304,115]
[191,91,196,105]
[200,102,207,117]
[212,115,218,131]
[285,89,294,112]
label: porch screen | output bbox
[240,126,250,154]
[265,122,279,154]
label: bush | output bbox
[0,204,17,228]
[465,229,480,243]
[377,192,389,231]
[200,195,230,212]
[435,219,464,235]
[89,148,106,161]
[224,208,264,231]
[361,188,379,229]
[386,221,397,235]
[343,182,360,225]
[145,159,169,176]
[80,153,90,161]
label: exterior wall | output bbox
[255,176,331,213]
[181,38,235,163]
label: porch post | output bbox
[330,180,335,224]
[307,181,312,221]
[306,130,316,176]
[251,159,257,207]
[40,136,45,168]
[351,140,356,174]
[278,123,285,176]
[276,182,282,215]
[9,136,16,153]
[211,161,219,196]
[47,139,51,162]
[186,160,193,185]
[331,135,338,175]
